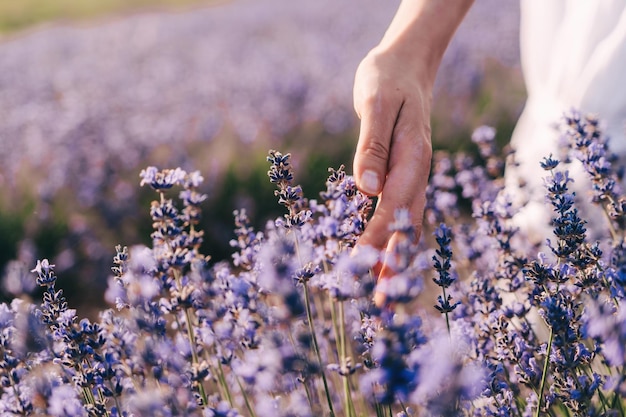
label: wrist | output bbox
[372,41,437,87]
[376,0,473,85]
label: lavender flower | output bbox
[267,150,312,229]
[2,261,36,297]
[139,167,186,191]
[230,209,264,271]
[433,223,460,322]
[360,313,426,405]
[7,110,626,416]
[543,167,588,262]
[560,111,626,224]
[47,385,88,417]
[409,332,485,416]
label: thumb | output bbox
[353,98,397,196]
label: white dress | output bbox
[506,0,626,241]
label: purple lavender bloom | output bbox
[183,171,204,189]
[127,388,173,416]
[558,111,626,237]
[255,229,306,319]
[426,152,460,224]
[317,248,377,301]
[0,301,35,415]
[433,223,455,289]
[2,261,36,297]
[584,301,626,367]
[409,333,485,416]
[47,385,88,417]
[433,223,460,323]
[543,168,588,261]
[204,402,243,417]
[540,154,560,171]
[232,346,283,392]
[360,313,427,405]
[230,209,264,271]
[105,245,160,308]
[139,167,186,191]
[267,150,313,230]
[31,259,56,287]
[472,125,496,144]
[471,125,503,176]
[13,112,626,417]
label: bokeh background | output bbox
[0,0,525,310]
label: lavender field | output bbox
[0,0,522,306]
[4,1,626,416]
[4,111,626,416]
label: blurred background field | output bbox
[0,0,224,34]
[0,0,525,311]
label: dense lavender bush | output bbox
[3,111,625,416]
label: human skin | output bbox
[353,0,474,277]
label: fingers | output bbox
[373,230,405,307]
[377,230,408,279]
[373,192,429,307]
[358,98,432,252]
[352,55,433,305]
[358,97,431,308]
[353,82,399,197]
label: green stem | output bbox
[536,327,554,417]
[303,282,335,416]
[339,301,356,417]
[84,357,111,417]
[329,294,341,359]
[81,387,94,409]
[374,401,384,417]
[615,392,625,415]
[610,368,626,413]
[293,232,335,416]
[601,200,621,243]
[217,361,234,407]
[286,328,319,412]
[161,192,208,407]
[235,374,258,417]
[8,375,26,414]
[302,377,316,414]
[107,378,123,415]
[580,366,610,413]
[75,363,99,412]
[324,259,342,363]
[178,271,208,406]
[96,387,109,417]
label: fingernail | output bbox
[361,170,380,194]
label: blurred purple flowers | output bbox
[3,111,626,416]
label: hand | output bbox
[353,45,433,277]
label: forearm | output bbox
[376,0,474,84]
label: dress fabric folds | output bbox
[506,0,626,240]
